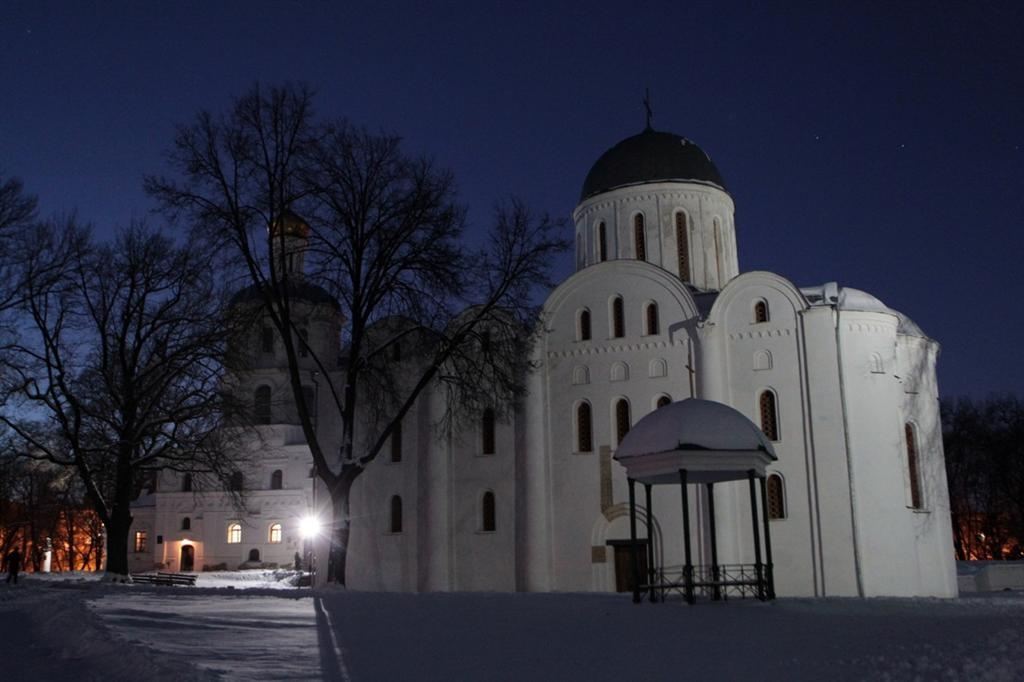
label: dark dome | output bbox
[580,129,727,200]
[230,280,340,310]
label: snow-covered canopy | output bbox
[614,398,777,485]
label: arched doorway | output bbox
[180,544,195,572]
[249,548,261,563]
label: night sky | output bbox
[2,1,1021,400]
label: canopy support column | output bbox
[706,482,721,601]
[628,478,641,604]
[748,469,765,600]
[644,483,656,602]
[759,475,775,600]
[679,469,694,604]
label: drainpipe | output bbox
[834,305,865,597]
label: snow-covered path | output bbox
[90,589,1024,681]
[4,572,1024,681]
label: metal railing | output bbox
[643,562,773,603]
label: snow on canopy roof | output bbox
[614,398,776,485]
[799,283,929,339]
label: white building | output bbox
[131,126,957,598]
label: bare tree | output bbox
[146,84,569,584]
[943,395,1024,560]
[0,220,247,577]
[0,174,38,346]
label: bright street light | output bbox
[299,515,322,539]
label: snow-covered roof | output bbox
[799,283,929,338]
[614,398,777,485]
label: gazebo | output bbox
[613,398,777,604]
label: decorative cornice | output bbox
[547,338,681,359]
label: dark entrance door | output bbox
[609,540,648,593]
[180,544,195,572]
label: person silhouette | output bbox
[4,548,23,584]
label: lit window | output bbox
[482,408,496,455]
[134,530,148,553]
[270,469,283,490]
[754,300,769,324]
[269,523,282,543]
[645,302,659,335]
[254,386,271,425]
[391,422,402,463]
[612,297,625,338]
[227,523,242,544]
[390,496,403,533]
[576,402,593,453]
[578,309,591,341]
[759,391,779,441]
[262,326,274,354]
[181,517,191,531]
[767,474,786,519]
[676,212,690,281]
[615,399,630,445]
[481,491,496,532]
[598,222,608,262]
[905,423,923,509]
[634,214,646,261]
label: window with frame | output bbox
[634,214,646,261]
[482,408,496,455]
[181,517,191,531]
[612,297,625,338]
[754,300,769,324]
[645,302,659,335]
[391,422,402,463]
[254,385,272,425]
[676,212,690,281]
[656,395,671,409]
[269,523,282,543]
[481,491,496,532]
[759,391,779,441]
[576,402,593,453]
[227,523,242,544]
[270,469,283,490]
[598,222,608,262]
[615,399,631,445]
[390,496,403,533]
[905,423,923,509]
[134,530,148,553]
[578,309,591,341]
[713,219,724,286]
[767,474,786,519]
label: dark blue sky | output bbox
[2,1,1021,399]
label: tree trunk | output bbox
[325,478,354,586]
[104,508,133,579]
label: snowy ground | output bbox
[2,571,1023,681]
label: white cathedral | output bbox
[129,126,958,598]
